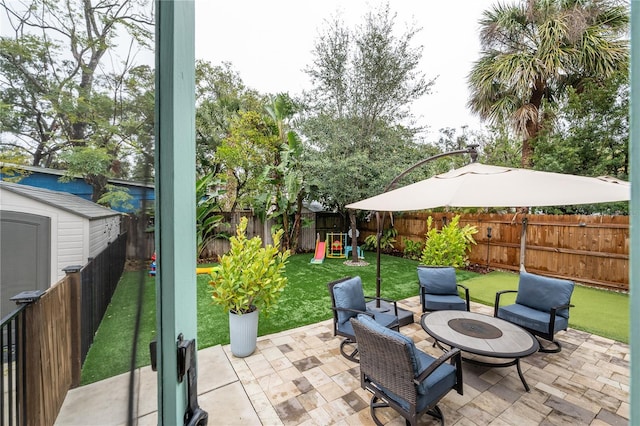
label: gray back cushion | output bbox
[515,272,574,318]
[418,266,457,295]
[333,277,367,325]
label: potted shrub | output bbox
[209,216,290,357]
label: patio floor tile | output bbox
[55,299,631,425]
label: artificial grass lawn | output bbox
[80,253,628,385]
[80,271,156,385]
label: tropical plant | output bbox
[402,239,424,260]
[467,0,629,167]
[363,227,398,253]
[196,173,225,258]
[258,93,309,252]
[421,215,477,267]
[209,217,290,315]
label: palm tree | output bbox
[467,0,628,167]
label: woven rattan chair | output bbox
[328,276,399,362]
[418,266,470,313]
[495,271,575,353]
[351,314,463,426]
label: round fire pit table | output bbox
[421,310,539,391]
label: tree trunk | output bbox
[87,174,109,203]
[291,194,304,253]
[282,210,291,251]
[349,211,358,262]
[521,79,546,168]
[521,135,534,168]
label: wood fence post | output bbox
[63,265,83,388]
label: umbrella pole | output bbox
[519,216,528,272]
[375,211,382,308]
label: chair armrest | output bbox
[547,303,574,335]
[414,347,462,394]
[494,290,518,317]
[457,284,471,311]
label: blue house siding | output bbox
[0,164,154,213]
[14,173,94,201]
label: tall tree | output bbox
[534,71,629,178]
[467,0,628,167]
[215,110,280,211]
[303,3,434,260]
[195,60,263,176]
[0,0,154,200]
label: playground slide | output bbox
[310,241,326,264]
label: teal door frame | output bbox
[155,1,197,423]
[630,1,638,423]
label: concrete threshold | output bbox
[55,345,260,426]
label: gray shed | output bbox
[0,181,122,317]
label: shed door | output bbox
[0,211,50,317]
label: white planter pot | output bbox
[229,309,259,357]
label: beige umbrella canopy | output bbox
[346,161,630,304]
[346,162,630,212]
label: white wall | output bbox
[1,190,87,284]
[89,215,121,257]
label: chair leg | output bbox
[425,405,445,426]
[369,396,388,426]
[537,338,562,353]
[340,339,360,362]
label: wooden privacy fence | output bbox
[201,212,318,259]
[123,214,154,260]
[21,277,74,426]
[360,212,629,291]
[127,211,323,260]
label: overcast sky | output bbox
[194,0,496,140]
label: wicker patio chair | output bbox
[495,271,575,353]
[418,266,470,313]
[351,314,463,425]
[327,276,399,363]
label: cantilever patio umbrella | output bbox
[347,162,630,212]
[346,161,630,299]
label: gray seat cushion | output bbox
[338,311,397,336]
[424,294,467,311]
[498,304,569,334]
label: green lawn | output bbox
[80,253,629,385]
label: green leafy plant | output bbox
[209,217,291,315]
[362,227,397,253]
[196,172,225,258]
[98,184,134,211]
[421,215,478,267]
[403,238,424,260]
